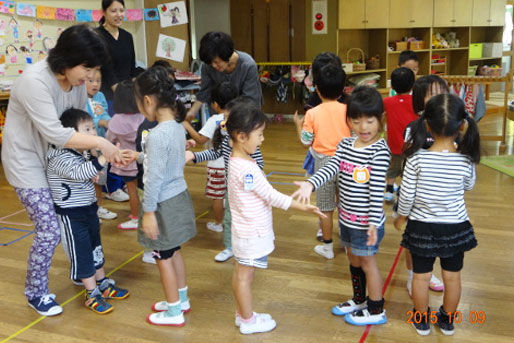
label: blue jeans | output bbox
[340,223,385,256]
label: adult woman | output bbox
[1,25,121,316]
[96,0,136,113]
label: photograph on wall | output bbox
[156,33,186,62]
[157,1,188,28]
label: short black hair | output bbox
[211,82,238,109]
[113,80,139,114]
[412,74,449,113]
[60,108,93,131]
[47,25,110,74]
[347,86,384,122]
[199,31,234,64]
[398,50,418,66]
[315,64,345,100]
[391,67,415,94]
[312,52,342,84]
[151,59,176,80]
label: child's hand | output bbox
[394,215,407,231]
[292,181,314,205]
[293,110,304,128]
[142,212,159,240]
[304,204,327,218]
[97,154,107,166]
[185,150,195,163]
[366,225,377,246]
[120,149,139,164]
[186,139,196,149]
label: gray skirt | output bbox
[138,190,197,251]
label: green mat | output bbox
[480,154,514,177]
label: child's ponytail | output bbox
[403,116,428,159]
[459,115,481,164]
[212,126,224,151]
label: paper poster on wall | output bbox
[0,19,6,35]
[76,9,93,22]
[312,0,327,35]
[0,1,15,14]
[144,8,159,21]
[157,1,188,28]
[92,9,103,22]
[156,34,186,62]
[36,6,56,20]
[16,3,36,18]
[125,9,143,21]
[55,8,75,21]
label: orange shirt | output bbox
[301,101,351,156]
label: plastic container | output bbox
[469,43,483,59]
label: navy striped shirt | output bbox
[397,150,476,223]
[47,148,103,211]
[308,137,391,229]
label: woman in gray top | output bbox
[186,32,262,120]
[1,25,122,317]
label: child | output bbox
[46,108,129,314]
[134,66,196,326]
[400,74,450,296]
[389,50,419,96]
[294,62,351,259]
[293,86,390,325]
[106,80,145,230]
[226,101,324,334]
[183,82,238,232]
[185,97,264,263]
[85,68,117,221]
[383,67,417,203]
[394,94,479,336]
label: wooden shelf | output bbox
[388,49,430,54]
[431,63,446,65]
[432,47,469,51]
[469,57,503,61]
[347,68,386,75]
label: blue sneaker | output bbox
[28,294,63,316]
[331,299,367,316]
[344,309,387,326]
[384,192,395,202]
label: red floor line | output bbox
[358,246,404,343]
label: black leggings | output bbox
[411,252,464,274]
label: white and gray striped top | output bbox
[397,150,476,223]
[308,137,391,230]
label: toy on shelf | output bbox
[432,33,449,49]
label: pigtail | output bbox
[212,126,224,151]
[459,115,481,164]
[403,116,428,158]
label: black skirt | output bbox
[401,220,477,258]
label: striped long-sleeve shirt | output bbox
[193,135,264,173]
[397,150,476,223]
[46,147,103,212]
[228,157,292,258]
[308,137,391,229]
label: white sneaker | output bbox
[146,311,185,326]
[151,300,190,313]
[235,312,272,327]
[314,243,334,259]
[97,206,117,220]
[206,222,223,232]
[117,218,138,230]
[345,309,387,326]
[331,299,367,316]
[214,248,233,262]
[239,313,277,334]
[142,251,156,264]
[105,189,129,202]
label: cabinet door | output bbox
[490,0,506,26]
[389,0,412,27]
[473,0,492,26]
[269,0,290,62]
[453,0,473,26]
[411,0,433,27]
[433,0,454,26]
[365,0,390,28]
[339,0,366,28]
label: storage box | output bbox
[342,63,353,73]
[395,41,408,51]
[468,65,478,76]
[478,66,502,76]
[469,43,483,59]
[408,40,425,50]
[482,42,502,58]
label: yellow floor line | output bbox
[1,209,210,343]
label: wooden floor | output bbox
[1,113,513,343]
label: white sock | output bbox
[408,269,413,280]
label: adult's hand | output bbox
[98,138,123,165]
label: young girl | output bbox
[293,86,390,326]
[106,80,145,230]
[226,101,324,334]
[400,75,450,296]
[132,66,196,326]
[394,94,479,336]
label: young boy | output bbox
[47,108,129,314]
[294,62,351,259]
[389,50,419,96]
[85,69,121,218]
[383,67,417,202]
[183,82,238,233]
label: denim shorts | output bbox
[235,255,269,269]
[340,223,385,256]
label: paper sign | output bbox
[36,6,56,20]
[0,1,15,14]
[55,8,75,21]
[92,9,103,22]
[157,1,188,28]
[125,9,143,21]
[144,8,159,21]
[156,34,186,62]
[16,3,36,17]
[76,9,93,22]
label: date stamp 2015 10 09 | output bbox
[406,310,486,324]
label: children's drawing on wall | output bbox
[5,44,17,63]
[156,33,186,62]
[20,46,32,64]
[42,36,55,51]
[34,19,42,39]
[157,1,188,28]
[57,27,63,37]
[8,16,18,42]
[0,54,5,75]
[0,19,6,36]
[16,3,36,18]
[26,30,34,50]
[37,50,46,62]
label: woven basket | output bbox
[347,48,366,72]
[366,55,380,70]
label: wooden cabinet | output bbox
[434,0,472,27]
[389,0,433,28]
[339,0,389,29]
[472,0,506,26]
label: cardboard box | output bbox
[482,42,502,58]
[469,43,483,59]
[342,63,353,73]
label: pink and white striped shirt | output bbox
[228,157,292,259]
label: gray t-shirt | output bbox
[1,60,86,189]
[196,51,262,106]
